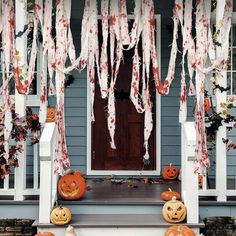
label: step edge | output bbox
[33,214,205,228]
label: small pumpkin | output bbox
[58,171,86,200]
[50,206,71,225]
[164,225,196,236]
[46,107,56,122]
[198,174,203,188]
[204,98,211,112]
[161,188,181,201]
[35,232,55,236]
[162,163,179,180]
[162,197,186,223]
[65,225,77,236]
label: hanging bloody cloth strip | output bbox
[53,0,76,175]
[107,0,129,149]
[140,0,155,164]
[1,0,14,156]
[39,0,55,123]
[88,0,100,122]
[194,0,212,174]
[99,0,109,99]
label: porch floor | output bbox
[59,178,181,205]
[1,177,236,205]
[58,178,236,206]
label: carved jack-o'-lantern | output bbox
[161,188,181,201]
[50,206,71,225]
[46,107,56,122]
[162,197,187,223]
[58,171,86,200]
[164,225,196,236]
[35,232,55,236]
[162,163,179,180]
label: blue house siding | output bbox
[65,70,87,173]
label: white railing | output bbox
[198,122,236,200]
[0,143,40,199]
[39,122,58,224]
[182,121,236,224]
[181,122,199,224]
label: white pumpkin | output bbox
[65,225,77,236]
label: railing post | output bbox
[182,122,199,224]
[39,123,56,223]
[14,0,27,201]
[215,0,227,202]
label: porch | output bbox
[0,0,236,235]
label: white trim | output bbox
[87,15,161,176]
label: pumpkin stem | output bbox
[177,225,183,231]
[171,196,177,201]
[168,188,172,192]
[169,163,172,167]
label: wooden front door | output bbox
[91,48,156,171]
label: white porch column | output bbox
[215,0,227,202]
[181,122,199,223]
[14,0,27,200]
[39,123,56,223]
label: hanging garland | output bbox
[0,0,233,175]
[0,106,40,179]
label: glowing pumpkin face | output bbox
[162,197,186,223]
[161,188,181,201]
[164,225,196,236]
[50,206,71,225]
[46,108,55,122]
[162,163,179,180]
[58,171,86,200]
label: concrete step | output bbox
[34,214,204,236]
[60,201,164,214]
[2,200,236,221]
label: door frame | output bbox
[87,14,161,176]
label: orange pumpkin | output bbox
[35,232,55,236]
[164,225,196,236]
[46,107,55,122]
[161,188,181,201]
[58,171,86,200]
[162,163,179,180]
[198,174,203,188]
